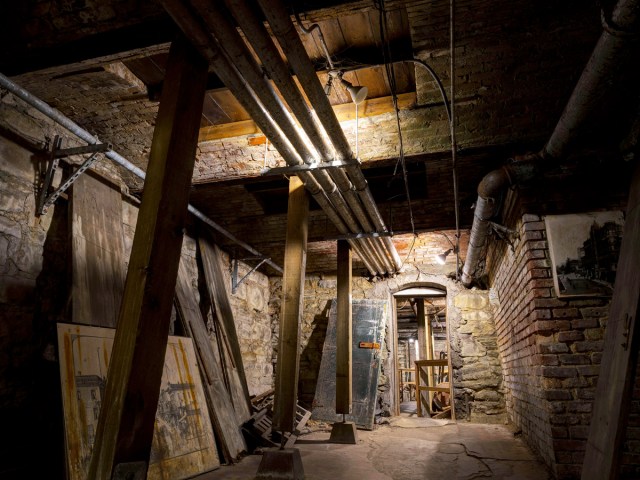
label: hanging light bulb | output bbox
[340,76,368,104]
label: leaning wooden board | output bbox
[70,172,126,328]
[57,322,219,480]
[198,237,252,424]
[174,254,246,463]
[311,299,388,430]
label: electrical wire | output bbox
[375,0,415,235]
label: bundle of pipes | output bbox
[160,0,403,277]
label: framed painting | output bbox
[545,211,624,298]
[57,323,220,480]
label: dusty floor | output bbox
[194,414,552,480]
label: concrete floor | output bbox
[194,414,552,480]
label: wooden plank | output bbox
[582,162,640,479]
[71,172,126,328]
[273,176,309,433]
[198,92,417,142]
[336,240,352,415]
[87,36,208,480]
[312,299,387,430]
[198,237,252,424]
[57,323,220,480]
[174,255,246,463]
[416,299,427,360]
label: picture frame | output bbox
[57,323,220,480]
[545,211,624,298]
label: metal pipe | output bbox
[0,70,284,274]
[223,0,394,274]
[256,0,402,272]
[163,0,386,274]
[187,0,388,274]
[462,0,640,287]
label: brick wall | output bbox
[490,212,614,478]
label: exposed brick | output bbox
[558,354,590,365]
[542,367,577,378]
[570,318,599,329]
[557,331,585,342]
[574,340,604,352]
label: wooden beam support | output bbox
[416,298,427,360]
[198,92,417,143]
[582,162,640,479]
[336,240,353,415]
[272,176,309,433]
[87,35,208,480]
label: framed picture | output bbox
[545,211,624,298]
[57,323,220,480]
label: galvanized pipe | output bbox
[545,0,640,159]
[222,0,395,273]
[163,0,384,274]
[186,0,388,274]
[0,70,285,274]
[256,0,402,271]
[462,0,639,287]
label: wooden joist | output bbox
[198,92,417,143]
[87,35,208,480]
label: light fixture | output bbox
[340,76,368,105]
[435,247,457,265]
[408,338,414,343]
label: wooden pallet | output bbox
[242,396,311,449]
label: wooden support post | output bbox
[416,298,429,413]
[272,176,309,433]
[582,163,640,479]
[336,240,352,415]
[87,36,208,480]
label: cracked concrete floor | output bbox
[193,417,551,480]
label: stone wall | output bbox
[268,230,506,423]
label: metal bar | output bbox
[0,71,283,274]
[42,152,102,213]
[53,142,111,158]
[261,158,361,175]
[232,257,269,294]
[37,135,62,215]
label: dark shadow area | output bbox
[297,299,332,408]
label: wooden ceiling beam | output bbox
[198,91,416,143]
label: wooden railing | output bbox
[415,359,449,417]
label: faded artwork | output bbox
[545,211,625,298]
[57,323,219,480]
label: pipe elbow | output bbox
[478,167,512,199]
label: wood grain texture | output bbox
[87,36,208,480]
[336,240,352,414]
[174,254,246,463]
[71,172,125,328]
[582,163,640,479]
[198,237,252,425]
[272,176,309,432]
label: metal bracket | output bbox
[489,221,519,252]
[52,142,111,158]
[260,157,360,176]
[232,256,269,294]
[37,137,107,215]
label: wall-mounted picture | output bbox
[57,323,220,480]
[545,211,624,298]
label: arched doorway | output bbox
[391,286,454,418]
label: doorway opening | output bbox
[392,286,454,419]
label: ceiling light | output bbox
[340,77,368,104]
[435,248,455,265]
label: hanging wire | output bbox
[450,0,461,281]
[375,0,415,235]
